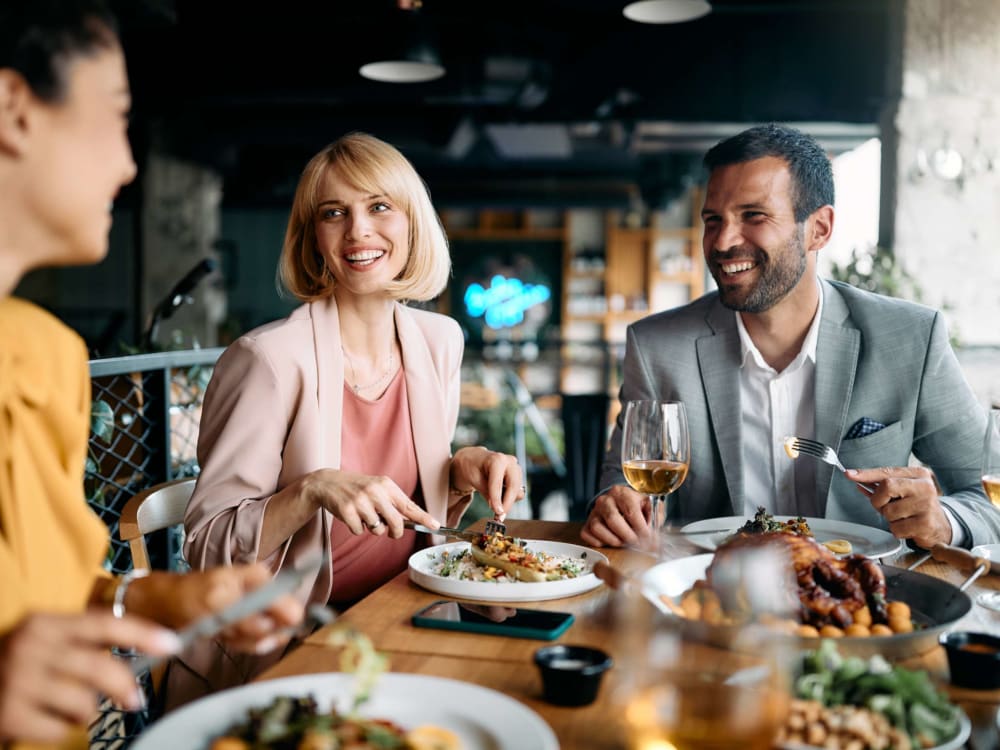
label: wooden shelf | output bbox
[439,195,704,399]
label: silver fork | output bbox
[483,481,525,537]
[784,436,877,495]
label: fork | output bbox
[484,516,507,537]
[784,436,877,495]
[482,481,526,537]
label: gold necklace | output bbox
[343,344,396,394]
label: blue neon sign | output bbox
[463,274,551,329]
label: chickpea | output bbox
[870,623,894,637]
[797,624,821,638]
[820,625,845,638]
[844,623,871,637]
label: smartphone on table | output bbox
[412,600,574,640]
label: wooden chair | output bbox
[119,478,196,570]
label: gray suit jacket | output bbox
[597,279,1000,547]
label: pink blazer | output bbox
[169,297,469,708]
[185,296,469,596]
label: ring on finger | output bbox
[365,518,383,531]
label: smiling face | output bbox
[701,156,813,314]
[21,43,136,267]
[313,167,411,301]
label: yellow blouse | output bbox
[0,298,110,750]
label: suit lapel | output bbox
[697,302,744,514]
[395,305,450,519]
[814,280,860,514]
[309,297,345,469]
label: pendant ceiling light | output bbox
[623,0,711,24]
[359,0,445,84]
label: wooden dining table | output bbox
[259,518,1000,750]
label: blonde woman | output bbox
[176,132,523,705]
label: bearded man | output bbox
[582,123,999,550]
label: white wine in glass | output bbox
[979,407,1000,612]
[983,407,1000,506]
[621,400,690,539]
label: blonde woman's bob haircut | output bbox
[278,132,450,302]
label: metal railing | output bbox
[86,348,222,748]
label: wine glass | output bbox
[978,407,1000,612]
[621,400,690,546]
[613,546,793,749]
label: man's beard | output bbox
[714,226,807,313]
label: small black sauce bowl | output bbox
[940,631,1000,689]
[534,645,613,706]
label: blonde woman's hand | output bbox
[302,468,441,538]
[450,446,525,518]
[0,611,180,745]
[129,564,305,654]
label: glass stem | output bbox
[649,494,664,533]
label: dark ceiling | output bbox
[115,0,896,209]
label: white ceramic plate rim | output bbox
[780,708,970,750]
[680,515,903,558]
[131,672,559,750]
[971,543,1000,560]
[409,539,608,602]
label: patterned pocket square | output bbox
[845,417,886,440]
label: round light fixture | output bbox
[359,59,445,84]
[623,0,711,24]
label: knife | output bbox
[127,554,325,676]
[404,520,483,543]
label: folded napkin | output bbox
[845,417,886,440]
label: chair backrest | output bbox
[118,478,196,570]
[560,393,611,521]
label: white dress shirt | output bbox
[737,290,822,518]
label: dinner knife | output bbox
[403,520,484,543]
[127,554,325,676]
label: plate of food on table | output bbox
[409,529,608,602]
[132,626,558,750]
[775,640,970,750]
[680,507,904,559]
[642,525,971,659]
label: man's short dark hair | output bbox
[703,123,834,222]
[0,0,118,104]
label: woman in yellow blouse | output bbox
[0,2,303,747]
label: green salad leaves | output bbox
[796,640,962,749]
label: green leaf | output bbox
[90,400,115,443]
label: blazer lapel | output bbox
[814,280,860,514]
[395,304,450,520]
[697,302,744,514]
[309,296,345,469]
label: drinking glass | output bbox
[613,546,793,750]
[621,400,689,544]
[979,407,1000,611]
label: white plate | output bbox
[680,516,903,558]
[971,543,1000,560]
[131,672,558,750]
[781,709,970,750]
[409,540,607,602]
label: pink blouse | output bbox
[330,369,422,607]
